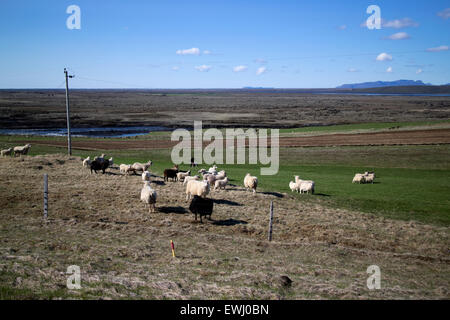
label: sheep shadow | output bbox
[212,199,243,206]
[158,206,188,215]
[212,219,248,226]
[261,191,284,198]
[152,180,166,186]
[314,193,331,197]
[104,171,120,176]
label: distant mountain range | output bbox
[336,80,432,89]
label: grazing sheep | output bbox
[119,164,135,175]
[185,180,210,201]
[164,167,179,182]
[183,175,200,185]
[142,171,151,182]
[294,176,315,194]
[1,148,13,157]
[189,196,213,223]
[244,173,258,193]
[131,160,152,173]
[13,144,31,157]
[140,181,157,213]
[299,181,315,194]
[289,181,297,192]
[203,173,217,186]
[177,170,191,182]
[82,156,91,168]
[208,165,218,174]
[198,169,207,175]
[214,170,226,180]
[214,177,229,190]
[352,173,366,184]
[108,157,114,167]
[90,158,110,174]
[364,172,376,184]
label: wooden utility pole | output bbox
[44,174,48,219]
[268,201,274,241]
[64,68,74,155]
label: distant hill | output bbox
[348,85,450,94]
[337,80,432,89]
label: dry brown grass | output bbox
[0,154,449,299]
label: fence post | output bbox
[44,174,48,219]
[268,201,273,241]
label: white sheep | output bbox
[82,156,91,168]
[142,171,151,182]
[352,174,366,184]
[289,181,297,192]
[214,170,226,180]
[186,180,210,201]
[208,165,218,174]
[119,164,135,175]
[244,173,258,193]
[364,172,375,184]
[13,144,31,157]
[183,175,200,185]
[131,160,152,173]
[140,181,157,213]
[214,177,229,190]
[198,169,207,174]
[203,173,217,186]
[177,170,191,182]
[299,181,314,194]
[1,147,13,157]
[108,157,114,167]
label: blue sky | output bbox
[0,0,449,88]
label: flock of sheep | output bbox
[2,145,376,222]
[352,172,376,184]
[80,156,260,222]
[1,144,31,157]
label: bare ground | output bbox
[1,90,449,129]
[0,154,449,299]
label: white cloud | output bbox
[386,66,393,73]
[347,68,359,73]
[376,53,393,61]
[427,45,449,52]
[438,8,450,19]
[203,50,212,55]
[386,32,410,40]
[382,18,419,28]
[176,47,200,55]
[195,65,212,72]
[256,66,267,75]
[416,69,423,74]
[233,65,248,73]
[338,25,347,30]
[254,58,267,64]
[172,66,180,71]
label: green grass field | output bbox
[2,132,449,226]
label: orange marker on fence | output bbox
[170,240,175,258]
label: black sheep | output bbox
[90,159,110,174]
[164,168,178,181]
[189,196,213,223]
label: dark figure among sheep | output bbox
[90,159,110,174]
[164,165,179,182]
[189,196,214,223]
